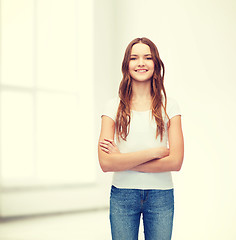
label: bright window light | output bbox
[0,0,95,187]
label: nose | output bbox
[138,58,145,67]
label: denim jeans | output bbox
[109,185,174,240]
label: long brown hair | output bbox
[115,37,170,141]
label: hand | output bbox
[99,138,120,154]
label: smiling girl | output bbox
[98,37,184,240]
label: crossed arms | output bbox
[98,115,184,173]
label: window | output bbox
[0,0,96,188]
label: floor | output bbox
[0,209,145,240]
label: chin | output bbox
[131,74,153,82]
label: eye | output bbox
[146,57,153,60]
[130,57,137,60]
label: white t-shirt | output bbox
[101,96,182,190]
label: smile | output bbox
[135,69,148,73]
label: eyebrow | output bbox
[130,54,152,56]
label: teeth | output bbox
[136,70,147,72]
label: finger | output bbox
[99,142,109,148]
[100,145,111,153]
[104,138,113,144]
[104,139,116,147]
[100,146,109,153]
[99,141,109,147]
[100,142,113,152]
[103,140,113,148]
[100,139,111,145]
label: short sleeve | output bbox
[165,97,182,121]
[101,97,119,122]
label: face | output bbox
[129,43,154,82]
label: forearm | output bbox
[98,147,158,172]
[131,116,185,173]
[131,155,183,173]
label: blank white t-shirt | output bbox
[101,96,182,190]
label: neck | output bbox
[131,79,152,101]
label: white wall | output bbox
[0,0,115,218]
[108,0,236,239]
[93,0,117,192]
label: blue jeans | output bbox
[109,185,174,240]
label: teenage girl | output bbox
[98,37,184,240]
